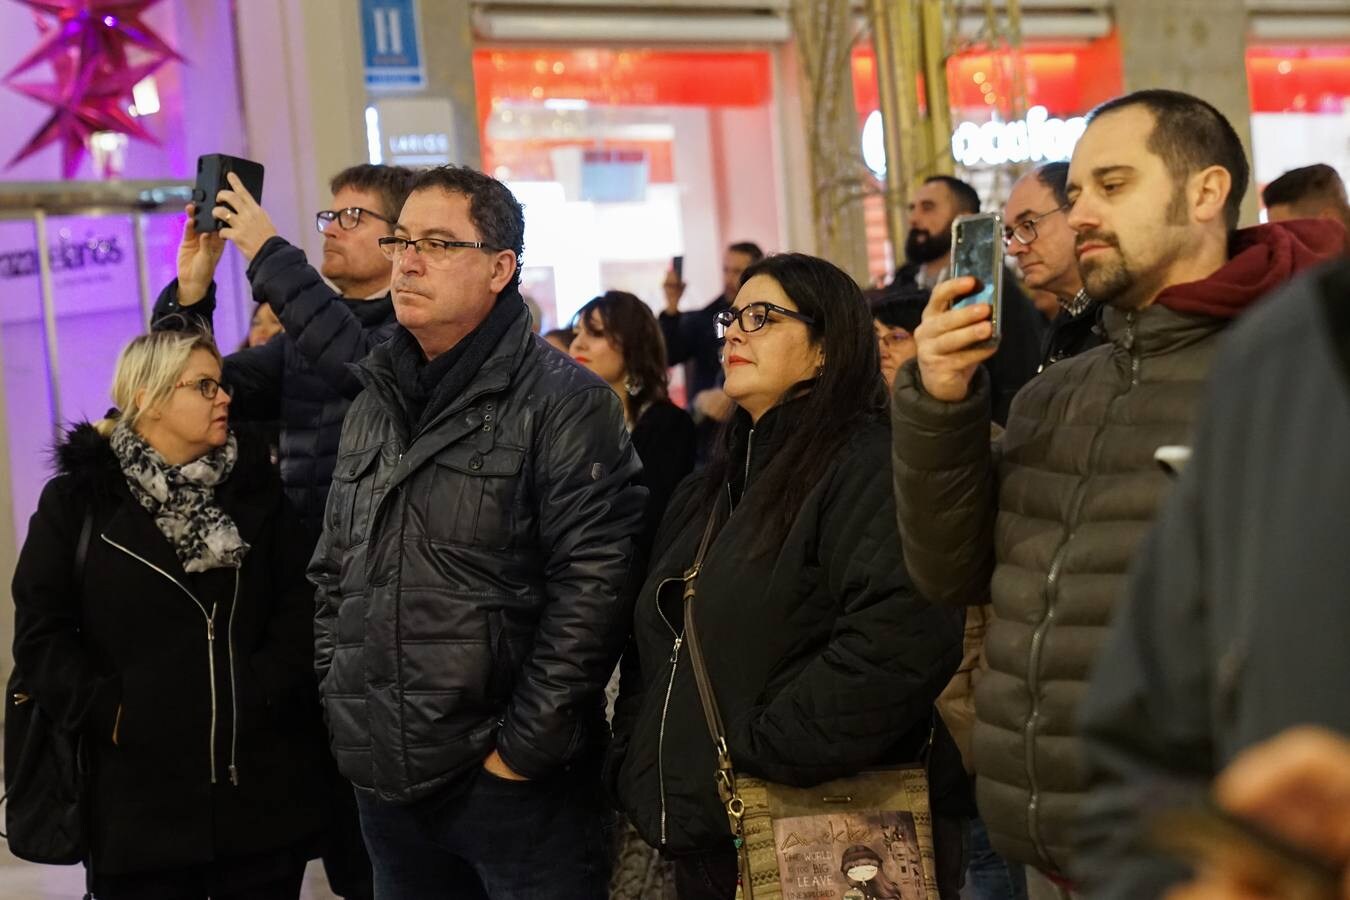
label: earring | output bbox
[625,375,642,397]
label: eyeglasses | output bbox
[315,207,392,234]
[876,329,913,351]
[1003,205,1069,246]
[714,302,816,338]
[175,377,230,400]
[377,236,505,267]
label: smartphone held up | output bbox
[192,153,265,233]
[949,211,1005,345]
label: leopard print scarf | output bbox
[110,422,250,572]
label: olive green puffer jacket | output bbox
[890,303,1226,874]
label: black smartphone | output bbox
[192,153,265,233]
[672,255,684,281]
[949,212,1004,343]
[1149,800,1342,900]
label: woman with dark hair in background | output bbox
[11,329,327,899]
[608,253,969,899]
[570,290,696,550]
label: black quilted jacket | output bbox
[609,404,965,858]
[153,236,400,540]
[310,302,647,804]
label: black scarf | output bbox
[390,289,525,433]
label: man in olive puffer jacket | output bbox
[890,89,1344,889]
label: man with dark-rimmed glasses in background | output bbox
[151,162,417,900]
[1002,162,1104,370]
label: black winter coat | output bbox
[153,236,400,539]
[630,399,697,554]
[11,425,328,876]
[311,300,647,804]
[609,404,966,860]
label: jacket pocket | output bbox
[427,445,525,549]
[330,445,383,546]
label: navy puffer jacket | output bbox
[153,236,399,539]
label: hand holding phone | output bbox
[912,276,999,403]
[949,212,1005,343]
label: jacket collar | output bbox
[357,291,533,454]
[60,425,274,581]
[726,395,812,498]
[1100,303,1222,358]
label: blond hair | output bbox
[94,328,223,437]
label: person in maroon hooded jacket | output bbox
[889,89,1344,898]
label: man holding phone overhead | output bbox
[151,160,418,900]
[889,89,1342,894]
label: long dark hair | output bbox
[572,291,670,420]
[701,253,886,547]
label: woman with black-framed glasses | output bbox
[12,328,330,899]
[607,253,970,899]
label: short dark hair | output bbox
[1087,89,1250,231]
[872,284,928,335]
[405,165,527,287]
[925,175,981,215]
[1262,164,1348,210]
[1034,161,1071,207]
[329,164,418,222]
[728,241,765,262]
[572,291,670,415]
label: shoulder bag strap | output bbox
[680,494,749,831]
[75,504,93,586]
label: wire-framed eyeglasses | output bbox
[315,207,393,234]
[714,302,816,339]
[377,236,505,267]
[175,377,230,400]
[1003,205,1069,247]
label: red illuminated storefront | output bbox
[469,39,1350,294]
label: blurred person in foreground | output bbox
[1163,727,1350,900]
[1075,258,1350,899]
[1262,163,1350,238]
[891,89,1344,897]
[610,253,968,900]
[1003,161,1105,370]
[12,328,328,899]
[570,290,696,552]
[311,165,646,899]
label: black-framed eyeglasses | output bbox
[377,236,505,267]
[1003,205,1069,247]
[175,377,230,400]
[315,207,392,234]
[714,302,816,338]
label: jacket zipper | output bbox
[101,535,226,786]
[1021,310,1140,870]
[227,566,241,786]
[652,575,685,848]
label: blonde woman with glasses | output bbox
[11,328,329,899]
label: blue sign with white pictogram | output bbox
[362,0,425,90]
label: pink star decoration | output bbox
[3,0,183,178]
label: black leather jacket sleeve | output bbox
[890,360,997,608]
[248,237,387,401]
[728,435,964,786]
[494,385,647,779]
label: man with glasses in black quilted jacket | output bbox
[1002,162,1105,370]
[151,162,418,900]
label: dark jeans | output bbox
[92,848,307,900]
[673,848,739,900]
[356,767,611,900]
[962,817,1027,900]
